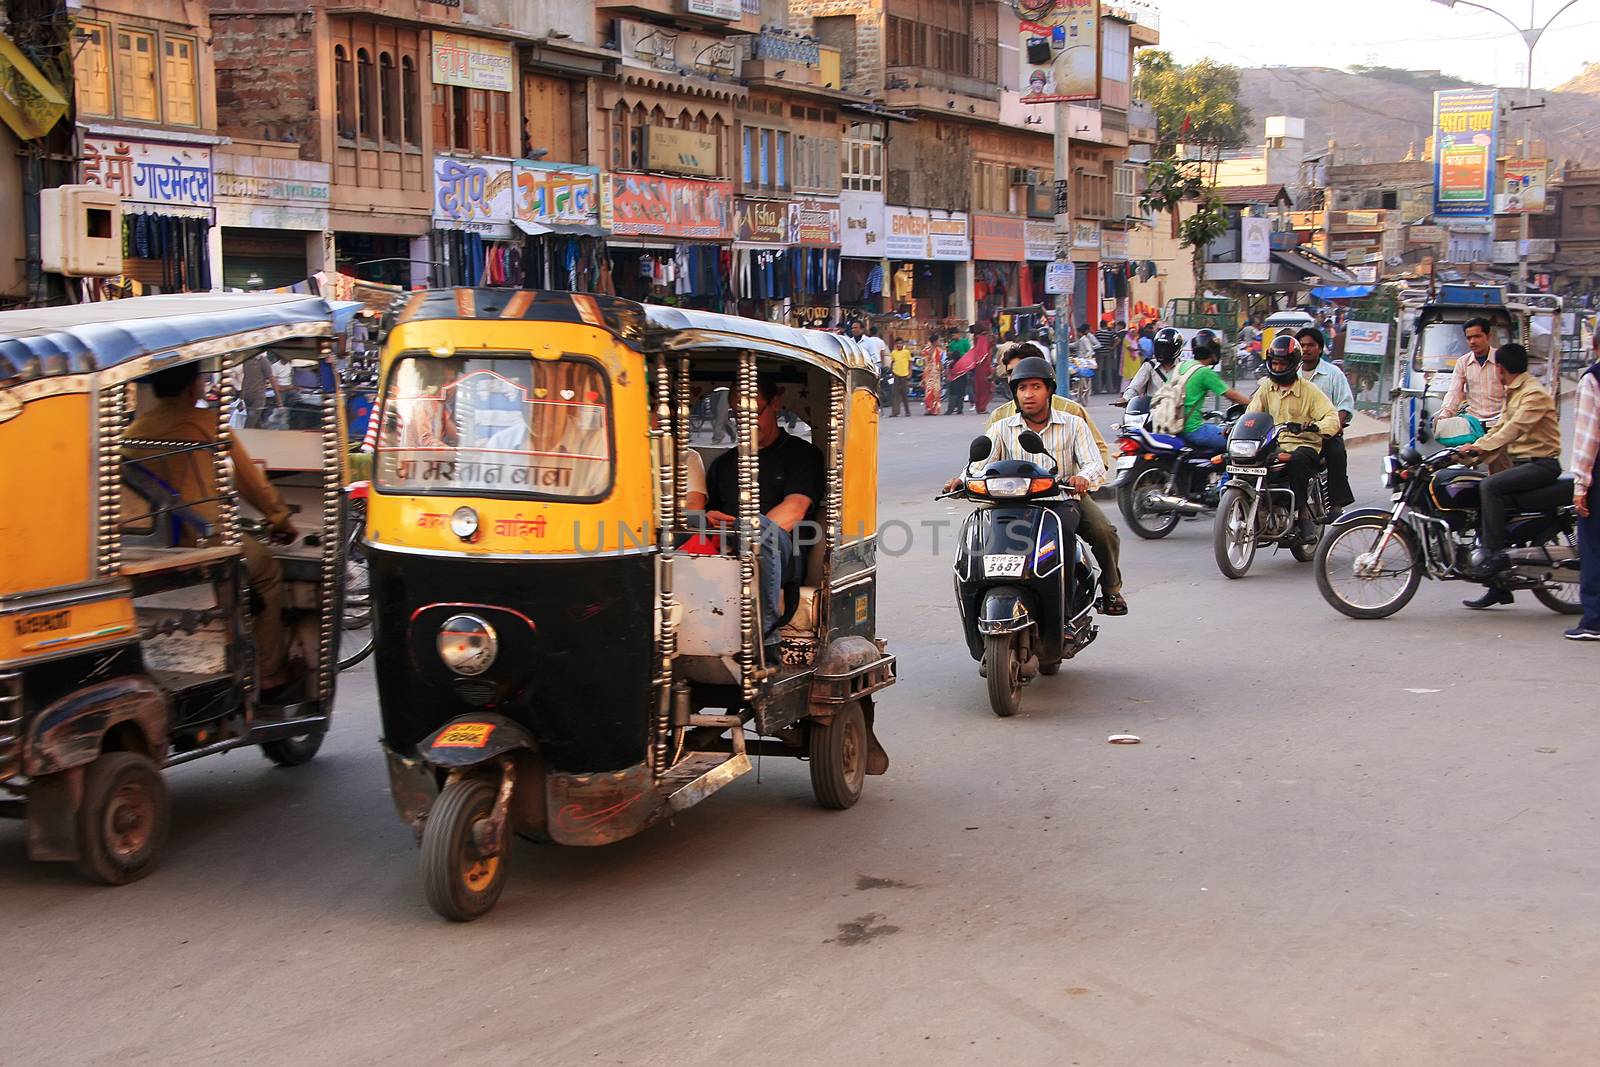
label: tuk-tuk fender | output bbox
[417,713,537,769]
[24,675,169,777]
[977,588,1033,635]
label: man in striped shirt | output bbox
[1438,316,1507,424]
[1567,340,1600,640]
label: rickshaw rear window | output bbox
[376,354,612,498]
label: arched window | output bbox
[401,57,418,144]
[678,108,692,131]
[334,45,354,139]
[611,101,628,169]
[356,48,374,140]
[379,52,397,142]
[710,116,726,177]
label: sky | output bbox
[1155,0,1600,90]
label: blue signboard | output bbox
[1433,89,1498,218]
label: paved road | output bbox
[7,402,1595,1066]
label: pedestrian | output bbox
[945,326,973,414]
[1566,337,1600,640]
[970,322,995,414]
[889,336,914,417]
[1095,319,1121,395]
[922,329,943,415]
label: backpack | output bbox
[1149,363,1204,434]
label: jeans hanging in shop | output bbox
[122,212,212,292]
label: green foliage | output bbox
[1134,50,1252,160]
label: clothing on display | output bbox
[123,212,212,292]
[434,230,524,288]
[734,247,839,301]
[611,245,729,307]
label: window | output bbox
[161,35,198,126]
[794,133,840,194]
[1381,191,1399,210]
[379,52,398,142]
[740,126,790,192]
[377,356,614,501]
[741,127,753,184]
[972,161,1009,213]
[73,21,114,118]
[401,57,419,144]
[1113,163,1140,221]
[356,48,374,140]
[115,28,159,121]
[335,45,355,139]
[842,121,884,192]
[434,85,512,156]
[886,16,924,67]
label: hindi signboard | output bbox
[431,32,515,93]
[1432,89,1498,218]
[433,156,514,236]
[81,137,212,208]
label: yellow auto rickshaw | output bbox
[368,289,896,920]
[0,294,358,883]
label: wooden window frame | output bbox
[74,20,115,119]
[356,47,375,142]
[160,32,199,127]
[114,26,160,122]
[335,44,355,141]
[400,57,419,145]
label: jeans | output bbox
[1181,423,1228,453]
[1480,457,1562,551]
[758,517,801,645]
[1321,434,1354,508]
[1580,482,1600,631]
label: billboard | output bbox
[1019,0,1100,104]
[1432,89,1498,218]
[1496,158,1547,214]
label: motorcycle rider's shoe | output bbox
[1463,586,1515,610]
[1464,547,1511,579]
[1295,511,1318,543]
[1100,592,1128,616]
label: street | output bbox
[5,401,1595,1066]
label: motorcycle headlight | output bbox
[1228,439,1261,458]
[985,476,1030,498]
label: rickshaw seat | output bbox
[121,544,242,577]
[780,538,827,636]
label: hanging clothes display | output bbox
[432,231,524,289]
[121,212,212,292]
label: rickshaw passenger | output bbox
[704,377,824,647]
[126,362,298,690]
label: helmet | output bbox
[1152,326,1185,363]
[1190,329,1221,361]
[1007,354,1056,398]
[1264,334,1302,385]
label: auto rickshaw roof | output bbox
[0,294,361,387]
[391,288,872,375]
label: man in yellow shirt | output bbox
[1246,336,1341,541]
[888,338,914,417]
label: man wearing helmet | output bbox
[1246,335,1342,540]
[950,354,1124,614]
[1117,324,1185,405]
[1173,330,1251,452]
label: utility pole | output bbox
[1053,99,1071,373]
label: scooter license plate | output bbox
[1228,465,1268,476]
[984,555,1027,578]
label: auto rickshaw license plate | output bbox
[436,723,496,748]
[984,555,1026,578]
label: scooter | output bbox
[1213,412,1330,578]
[1114,397,1242,539]
[946,432,1101,718]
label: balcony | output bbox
[883,79,1000,123]
[1128,102,1158,146]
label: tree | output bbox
[1134,50,1252,162]
[1139,159,1233,289]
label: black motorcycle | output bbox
[1115,397,1242,539]
[947,432,1101,717]
[1213,412,1330,578]
[1314,446,1583,618]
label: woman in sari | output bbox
[921,329,943,415]
[969,322,996,414]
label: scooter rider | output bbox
[1246,335,1341,541]
[1117,325,1184,406]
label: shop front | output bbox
[608,173,733,310]
[1070,219,1102,329]
[1023,219,1055,308]
[79,135,218,295]
[214,145,331,290]
[430,155,523,287]
[885,205,970,324]
[512,160,611,293]
[733,197,790,320]
[839,190,886,318]
[786,197,841,326]
[972,214,1026,327]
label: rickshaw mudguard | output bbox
[805,638,893,775]
[416,713,537,768]
[546,762,658,846]
[24,675,169,777]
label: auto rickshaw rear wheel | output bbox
[421,777,507,921]
[74,751,170,885]
[260,729,326,767]
[808,701,866,810]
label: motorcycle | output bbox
[946,432,1101,718]
[1114,396,1242,539]
[1314,446,1583,618]
[1213,412,1330,578]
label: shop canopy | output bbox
[1310,284,1376,300]
[0,294,361,385]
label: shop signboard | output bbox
[928,212,970,260]
[788,198,841,246]
[884,205,929,258]
[735,198,788,244]
[1495,158,1547,214]
[1024,220,1055,261]
[433,155,514,236]
[973,214,1025,261]
[512,161,604,232]
[1344,320,1391,357]
[611,174,733,239]
[1019,0,1100,104]
[82,136,213,209]
[1432,89,1498,218]
[646,127,720,178]
[684,0,740,19]
[214,152,329,230]
[1241,216,1271,267]
[431,32,515,93]
[1071,219,1100,253]
[1099,227,1128,261]
[840,191,885,257]
[1045,259,1076,295]
[1408,224,1444,244]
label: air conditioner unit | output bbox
[41,185,122,277]
[1010,167,1041,186]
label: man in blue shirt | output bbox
[1295,327,1355,510]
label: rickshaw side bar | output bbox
[737,348,760,700]
[213,372,241,550]
[824,376,846,631]
[95,387,126,578]
[316,380,343,704]
[651,353,675,778]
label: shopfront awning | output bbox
[1310,284,1376,300]
[1272,250,1357,286]
[513,218,607,238]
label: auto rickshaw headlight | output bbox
[438,614,498,676]
[450,506,479,541]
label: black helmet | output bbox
[1007,354,1056,398]
[1190,329,1221,361]
[1152,326,1185,363]
[1264,334,1301,385]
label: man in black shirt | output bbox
[706,377,825,648]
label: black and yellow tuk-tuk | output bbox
[368,289,896,920]
[0,295,357,883]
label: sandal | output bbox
[1101,593,1128,617]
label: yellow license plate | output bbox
[435,723,496,748]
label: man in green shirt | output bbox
[1175,330,1250,451]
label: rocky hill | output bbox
[1235,65,1600,166]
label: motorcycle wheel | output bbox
[1290,537,1317,563]
[1117,464,1181,540]
[1213,488,1256,579]
[1314,515,1422,619]
[1531,526,1584,615]
[338,498,374,671]
[984,634,1022,718]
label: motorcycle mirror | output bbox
[968,436,994,464]
[1225,403,1247,418]
[1017,430,1047,455]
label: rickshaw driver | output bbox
[126,362,299,692]
[704,377,825,650]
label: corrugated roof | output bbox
[1216,184,1292,206]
